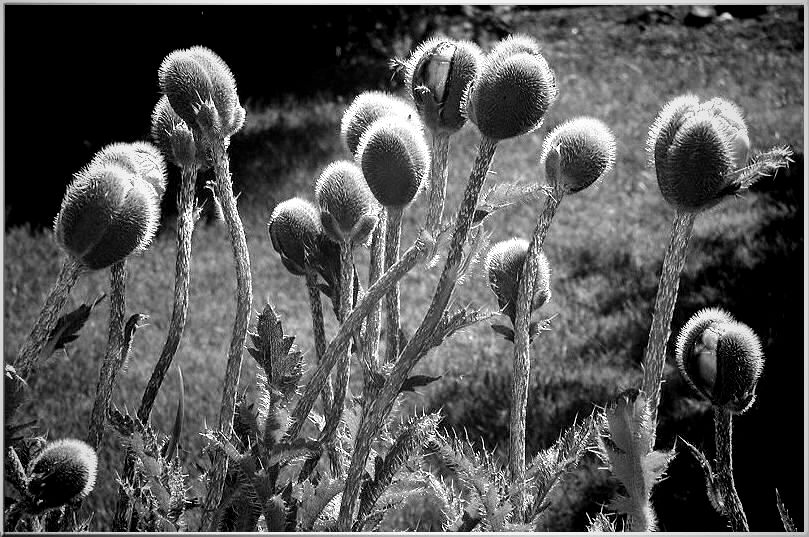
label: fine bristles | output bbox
[675,307,735,403]
[314,160,377,242]
[485,238,530,320]
[158,49,214,127]
[27,438,99,509]
[268,197,323,273]
[488,33,542,62]
[404,36,453,100]
[340,91,418,156]
[187,46,241,134]
[646,94,700,168]
[541,117,617,193]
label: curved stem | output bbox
[201,135,253,530]
[510,185,563,520]
[338,136,498,531]
[15,257,82,380]
[305,265,333,414]
[426,132,451,233]
[87,260,127,451]
[714,408,750,531]
[138,167,197,423]
[384,206,403,364]
[640,209,696,447]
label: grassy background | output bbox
[4,5,804,531]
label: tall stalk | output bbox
[305,265,333,413]
[713,408,750,531]
[383,206,403,363]
[425,132,451,233]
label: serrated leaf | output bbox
[42,294,106,357]
[680,436,723,515]
[474,181,544,224]
[399,374,443,394]
[248,303,304,401]
[775,488,796,532]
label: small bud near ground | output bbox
[540,117,617,193]
[485,238,551,324]
[26,439,98,510]
[676,308,765,413]
[314,160,378,245]
[268,197,324,275]
[340,91,418,156]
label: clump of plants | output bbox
[4,32,794,534]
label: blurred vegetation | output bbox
[4,4,804,532]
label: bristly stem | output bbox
[15,257,82,379]
[138,166,197,423]
[640,209,696,447]
[201,134,253,531]
[713,408,750,531]
[87,260,127,451]
[365,207,386,369]
[384,206,404,364]
[510,183,563,520]
[426,132,451,233]
[338,136,499,531]
[305,264,333,414]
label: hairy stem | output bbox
[305,265,334,414]
[640,209,696,447]
[338,136,498,530]
[286,233,434,441]
[714,408,749,531]
[365,208,386,369]
[201,135,253,530]
[510,185,563,520]
[15,257,82,379]
[426,132,451,233]
[384,206,403,364]
[87,260,127,451]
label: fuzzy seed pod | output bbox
[54,162,161,270]
[648,95,751,212]
[314,160,378,245]
[405,37,483,134]
[540,117,617,193]
[158,46,243,138]
[151,95,204,170]
[357,116,430,208]
[676,308,765,413]
[485,238,551,323]
[340,91,418,156]
[26,438,98,510]
[465,35,557,141]
[268,197,323,276]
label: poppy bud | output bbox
[26,439,98,510]
[340,91,418,157]
[485,238,551,324]
[268,197,323,276]
[540,117,617,193]
[314,160,378,245]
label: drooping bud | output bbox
[647,95,751,212]
[151,95,205,170]
[485,238,551,324]
[465,34,558,141]
[340,91,418,157]
[357,116,430,208]
[26,439,98,510]
[405,37,483,134]
[55,160,161,270]
[314,160,378,245]
[675,308,765,413]
[540,117,617,193]
[268,197,323,276]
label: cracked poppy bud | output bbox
[268,197,323,276]
[90,142,167,200]
[540,117,617,193]
[465,34,558,141]
[406,37,483,134]
[357,116,430,208]
[55,160,161,270]
[340,91,418,157]
[314,160,378,245]
[26,439,98,510]
[485,238,551,324]
[151,95,205,170]
[158,46,243,138]
[648,95,751,212]
[676,308,765,413]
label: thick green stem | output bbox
[384,206,403,364]
[305,265,333,414]
[640,209,696,447]
[714,408,750,531]
[426,132,451,233]
[15,257,82,379]
[510,185,563,520]
[201,135,253,530]
[338,136,498,530]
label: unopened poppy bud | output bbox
[268,197,323,276]
[314,160,378,245]
[540,117,617,193]
[485,238,551,324]
[340,91,418,157]
[151,95,204,170]
[26,439,98,510]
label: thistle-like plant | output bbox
[676,308,764,531]
[159,46,251,528]
[640,95,791,446]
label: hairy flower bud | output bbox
[26,439,98,510]
[648,95,751,212]
[151,95,205,170]
[55,159,161,270]
[340,91,418,156]
[357,116,430,208]
[485,238,551,323]
[89,142,167,200]
[314,160,378,245]
[540,117,617,193]
[268,197,323,276]
[406,37,483,134]
[676,308,765,413]
[465,34,558,141]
